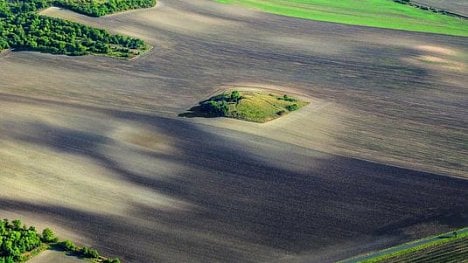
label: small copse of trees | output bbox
[55,0,156,17]
[0,219,42,262]
[0,0,152,57]
[0,219,120,263]
[200,90,242,117]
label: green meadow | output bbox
[216,0,468,36]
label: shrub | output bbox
[41,228,58,243]
[278,94,297,102]
[81,247,100,258]
[286,104,299,111]
[230,90,241,103]
[200,100,229,116]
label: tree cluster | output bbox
[0,0,151,57]
[0,219,41,263]
[200,91,242,117]
[56,0,156,17]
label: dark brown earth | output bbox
[413,0,468,17]
[1,0,467,262]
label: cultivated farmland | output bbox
[413,0,468,17]
[0,0,467,262]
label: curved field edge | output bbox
[216,0,468,37]
[0,0,155,58]
[340,227,468,263]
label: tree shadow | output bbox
[178,105,217,118]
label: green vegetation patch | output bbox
[216,0,468,37]
[181,90,308,123]
[0,219,120,263]
[0,219,43,262]
[54,0,156,17]
[343,228,468,263]
[0,0,154,57]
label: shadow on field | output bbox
[2,98,468,262]
[178,105,217,118]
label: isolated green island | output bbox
[0,219,119,263]
[217,0,468,37]
[181,90,308,123]
[0,0,155,57]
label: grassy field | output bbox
[216,0,468,36]
[233,91,308,122]
[349,229,468,262]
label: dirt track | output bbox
[1,0,468,262]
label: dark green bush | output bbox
[286,104,299,111]
[58,240,76,252]
[41,228,58,243]
[81,247,99,258]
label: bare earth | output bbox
[1,0,468,262]
[412,0,468,17]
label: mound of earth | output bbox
[180,90,308,123]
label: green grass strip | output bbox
[216,0,468,37]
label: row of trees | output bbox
[0,0,150,57]
[55,239,120,262]
[56,0,156,17]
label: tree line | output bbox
[0,0,153,57]
[200,90,242,117]
[55,0,156,17]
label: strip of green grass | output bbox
[216,0,468,36]
[342,228,468,263]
